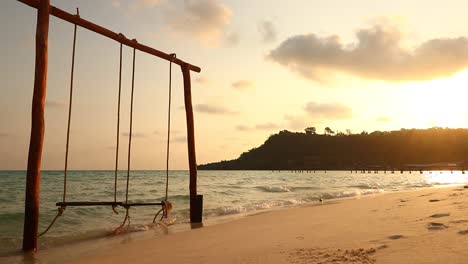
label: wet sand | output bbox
[7,186,468,264]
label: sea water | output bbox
[1,170,468,257]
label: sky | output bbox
[2,0,468,170]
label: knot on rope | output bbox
[58,206,66,216]
[118,206,131,228]
[152,200,173,223]
[162,200,173,218]
[38,206,66,237]
[112,204,119,214]
[113,206,131,234]
[169,53,177,61]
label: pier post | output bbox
[23,0,50,252]
[181,63,202,223]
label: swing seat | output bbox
[56,201,122,207]
[123,202,163,207]
[55,201,164,207]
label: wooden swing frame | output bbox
[18,0,202,251]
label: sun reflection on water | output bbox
[424,171,468,186]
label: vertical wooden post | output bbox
[23,0,50,252]
[181,63,202,223]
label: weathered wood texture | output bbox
[18,0,202,248]
[181,64,201,223]
[23,0,50,252]
[17,0,201,73]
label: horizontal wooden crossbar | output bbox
[17,0,201,73]
[56,201,163,207]
[124,202,164,206]
[56,201,121,207]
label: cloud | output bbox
[268,22,468,82]
[284,115,307,130]
[232,80,254,90]
[283,101,352,130]
[162,0,233,46]
[111,1,121,8]
[224,31,240,46]
[258,20,277,42]
[154,129,182,136]
[304,102,352,119]
[195,103,237,115]
[236,122,280,131]
[376,116,392,122]
[46,100,67,108]
[140,0,164,7]
[121,132,147,138]
[173,136,187,143]
[235,125,250,131]
[156,129,182,135]
[118,0,164,14]
[255,122,280,130]
[195,77,210,84]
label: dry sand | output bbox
[19,186,468,263]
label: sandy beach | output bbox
[38,186,465,264]
[6,0,468,262]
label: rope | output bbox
[125,47,136,205]
[118,206,131,229]
[165,53,176,201]
[152,201,171,223]
[114,42,123,206]
[119,46,136,227]
[38,207,65,237]
[63,9,79,203]
[40,10,80,237]
[152,208,164,223]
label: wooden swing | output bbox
[18,0,202,251]
[38,10,178,236]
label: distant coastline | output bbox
[198,127,468,171]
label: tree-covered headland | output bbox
[198,127,468,170]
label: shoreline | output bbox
[4,185,468,263]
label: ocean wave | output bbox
[349,183,382,189]
[111,220,176,235]
[205,205,248,216]
[290,186,321,191]
[256,186,291,193]
[204,199,305,217]
[4,170,462,255]
[218,184,245,189]
[211,190,237,196]
[152,194,190,201]
[0,237,22,256]
[407,183,433,188]
[0,212,23,225]
[318,189,384,200]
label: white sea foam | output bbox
[256,185,291,192]
[1,170,468,255]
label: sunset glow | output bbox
[3,0,468,169]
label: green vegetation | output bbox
[198,127,468,170]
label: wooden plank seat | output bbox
[55,201,164,207]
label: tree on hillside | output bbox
[324,127,335,136]
[305,127,317,135]
[198,128,468,170]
